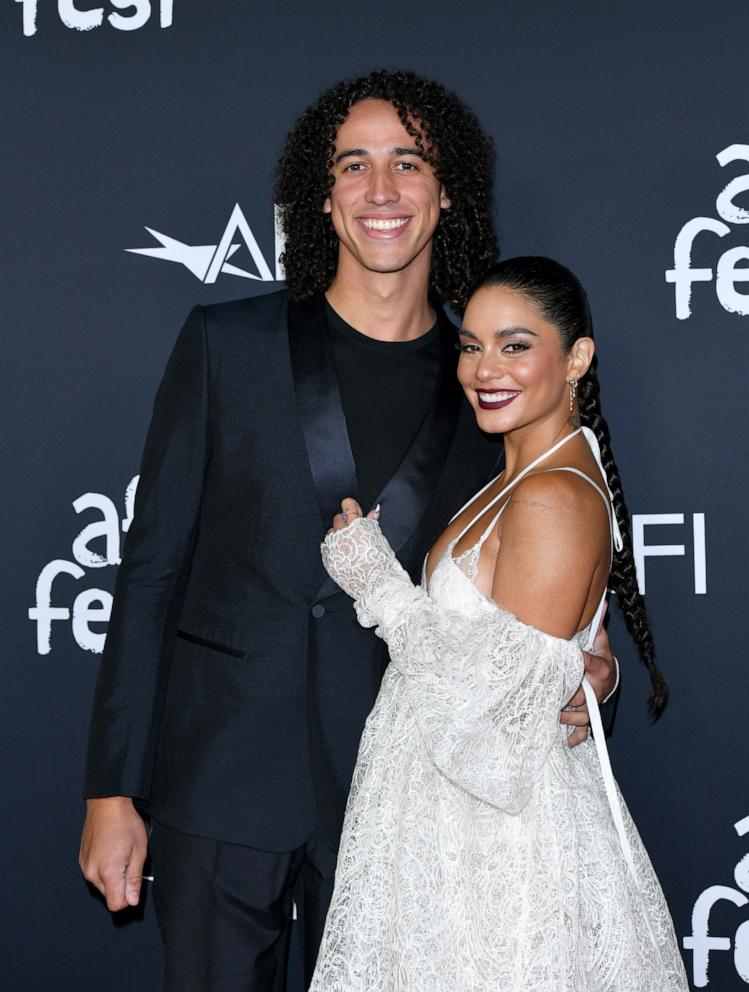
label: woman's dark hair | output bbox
[476,256,667,714]
[275,69,497,308]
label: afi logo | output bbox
[29,478,138,655]
[683,815,749,986]
[126,204,285,284]
[631,512,707,595]
[16,0,173,36]
[666,144,749,319]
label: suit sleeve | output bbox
[83,306,210,800]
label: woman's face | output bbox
[458,285,586,436]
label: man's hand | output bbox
[79,797,148,911]
[585,602,617,703]
[561,603,618,748]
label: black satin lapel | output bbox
[373,306,462,556]
[288,295,358,528]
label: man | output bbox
[79,69,616,991]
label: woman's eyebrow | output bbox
[459,326,539,339]
[497,326,539,338]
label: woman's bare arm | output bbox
[491,471,610,640]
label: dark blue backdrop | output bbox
[3,1,748,989]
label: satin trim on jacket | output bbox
[288,295,463,601]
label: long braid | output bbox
[578,361,667,714]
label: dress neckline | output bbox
[450,428,584,548]
[428,427,613,646]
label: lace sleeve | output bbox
[322,520,584,813]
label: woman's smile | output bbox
[475,388,520,410]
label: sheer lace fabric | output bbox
[311,519,688,992]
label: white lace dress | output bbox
[311,430,688,992]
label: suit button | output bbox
[311,604,326,619]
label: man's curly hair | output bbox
[275,69,498,309]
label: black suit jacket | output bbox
[84,290,502,851]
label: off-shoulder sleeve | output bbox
[321,519,584,813]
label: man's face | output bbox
[324,98,451,277]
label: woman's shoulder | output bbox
[497,468,611,567]
[504,467,608,520]
[491,466,611,637]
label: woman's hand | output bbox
[329,497,380,534]
[321,500,393,606]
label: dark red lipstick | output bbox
[476,389,520,410]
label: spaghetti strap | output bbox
[545,467,614,553]
[544,466,608,507]
[446,466,505,527]
[452,428,584,547]
[476,462,613,550]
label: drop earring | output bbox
[567,377,578,412]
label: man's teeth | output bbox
[361,217,409,230]
[480,391,517,402]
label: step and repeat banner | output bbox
[2,1,748,989]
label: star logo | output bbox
[126,203,284,284]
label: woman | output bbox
[311,257,688,991]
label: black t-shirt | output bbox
[326,300,442,511]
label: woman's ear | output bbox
[567,337,595,381]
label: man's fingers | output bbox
[565,684,586,708]
[561,679,590,732]
[582,650,601,676]
[79,850,107,898]
[562,679,593,746]
[125,845,147,907]
[582,649,616,704]
[99,862,130,911]
[567,726,590,748]
[98,853,146,910]
[125,873,143,908]
[560,707,589,727]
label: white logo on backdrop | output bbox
[16,0,173,36]
[666,144,749,319]
[126,204,286,284]
[30,497,706,655]
[29,478,138,655]
[683,814,749,986]
[632,512,706,595]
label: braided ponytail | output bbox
[577,362,667,713]
[475,256,667,713]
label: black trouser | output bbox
[149,820,337,992]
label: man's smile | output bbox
[356,215,412,238]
